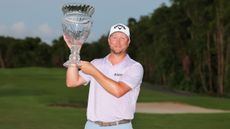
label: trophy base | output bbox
[63,60,81,68]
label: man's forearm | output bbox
[66,65,81,87]
[91,69,131,98]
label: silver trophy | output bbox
[61,3,95,67]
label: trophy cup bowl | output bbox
[61,3,95,67]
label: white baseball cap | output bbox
[109,23,130,38]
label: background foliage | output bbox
[0,0,230,96]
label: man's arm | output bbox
[66,64,87,88]
[80,61,131,98]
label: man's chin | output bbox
[111,50,126,55]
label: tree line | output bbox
[0,0,230,96]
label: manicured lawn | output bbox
[0,67,230,129]
[139,82,230,110]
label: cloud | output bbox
[0,21,28,39]
[10,22,27,35]
[0,22,28,39]
[35,23,56,43]
[37,24,53,36]
[0,22,57,44]
[0,24,7,34]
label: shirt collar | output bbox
[104,54,130,66]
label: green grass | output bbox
[139,82,230,110]
[0,67,230,129]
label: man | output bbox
[64,23,144,129]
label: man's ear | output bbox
[108,37,111,44]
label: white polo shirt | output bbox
[79,54,144,122]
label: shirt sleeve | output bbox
[79,70,91,85]
[119,63,144,89]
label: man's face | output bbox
[108,32,130,54]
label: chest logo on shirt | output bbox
[114,73,123,76]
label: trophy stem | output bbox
[63,44,82,67]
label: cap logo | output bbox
[114,24,126,30]
[109,23,130,39]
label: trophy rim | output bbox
[62,2,95,17]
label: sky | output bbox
[0,0,170,44]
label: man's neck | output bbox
[108,53,127,65]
